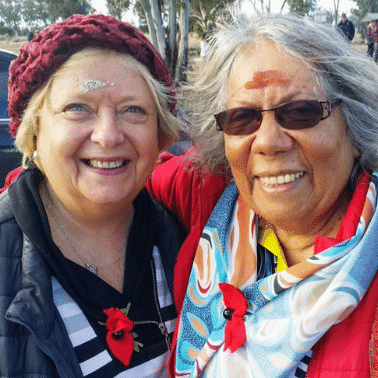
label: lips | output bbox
[83,159,129,170]
[260,171,304,187]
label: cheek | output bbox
[134,125,160,160]
[301,130,356,200]
[225,136,254,198]
[224,135,251,173]
[37,122,84,168]
[309,129,354,170]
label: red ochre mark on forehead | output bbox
[245,70,291,89]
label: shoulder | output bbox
[0,166,23,195]
[0,190,15,224]
[0,189,23,253]
[151,148,228,196]
[147,148,230,232]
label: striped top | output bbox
[52,246,176,377]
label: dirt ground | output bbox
[0,38,27,54]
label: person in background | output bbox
[27,28,34,41]
[338,13,355,41]
[147,11,378,377]
[0,14,184,377]
[366,20,375,57]
[373,20,378,63]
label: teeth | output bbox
[260,172,304,187]
[88,160,125,169]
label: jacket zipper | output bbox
[151,260,171,351]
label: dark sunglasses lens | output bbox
[217,108,261,135]
[277,101,323,129]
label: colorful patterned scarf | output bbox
[174,173,378,377]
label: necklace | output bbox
[42,185,127,276]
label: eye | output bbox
[120,105,148,123]
[280,101,321,121]
[124,106,145,114]
[63,103,86,113]
[230,108,260,126]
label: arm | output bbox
[349,21,355,40]
[146,148,230,233]
[0,166,23,194]
[147,149,230,312]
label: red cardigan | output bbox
[147,150,378,378]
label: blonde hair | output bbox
[15,47,181,170]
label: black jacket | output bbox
[0,170,183,377]
[0,190,82,377]
[338,19,355,41]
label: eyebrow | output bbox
[245,70,291,89]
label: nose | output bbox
[91,109,125,149]
[251,111,294,155]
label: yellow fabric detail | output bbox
[260,225,288,272]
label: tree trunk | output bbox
[149,0,166,59]
[280,0,287,13]
[333,0,340,25]
[138,0,159,49]
[174,0,190,86]
[167,0,177,72]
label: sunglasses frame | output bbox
[214,99,342,135]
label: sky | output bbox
[91,0,107,14]
[241,0,356,17]
[90,0,357,20]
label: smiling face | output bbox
[36,51,160,211]
[224,39,357,232]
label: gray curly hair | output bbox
[184,11,378,185]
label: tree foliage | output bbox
[190,0,234,34]
[136,0,189,85]
[247,0,274,14]
[352,0,378,14]
[130,0,236,86]
[0,0,94,32]
[47,0,94,20]
[0,0,22,32]
[352,0,378,19]
[351,0,378,38]
[107,0,131,19]
[22,0,55,27]
[290,0,316,15]
[280,0,316,15]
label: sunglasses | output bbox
[214,99,342,136]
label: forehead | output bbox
[228,40,319,100]
[54,54,139,82]
[48,54,151,100]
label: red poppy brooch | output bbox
[103,307,143,366]
[219,283,248,353]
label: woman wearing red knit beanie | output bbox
[0,14,184,377]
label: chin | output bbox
[83,190,133,206]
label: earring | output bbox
[33,150,38,160]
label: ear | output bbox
[157,117,176,152]
[158,132,175,152]
[353,147,360,159]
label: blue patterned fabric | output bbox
[174,174,378,377]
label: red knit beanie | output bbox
[8,14,175,137]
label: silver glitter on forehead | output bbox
[80,80,114,93]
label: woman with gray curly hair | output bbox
[148,11,378,378]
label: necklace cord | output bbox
[42,184,126,275]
